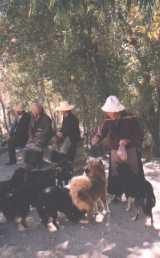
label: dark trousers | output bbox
[8,137,24,163]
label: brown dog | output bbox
[68,159,110,221]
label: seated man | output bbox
[25,102,53,166]
[56,101,81,161]
[6,104,31,165]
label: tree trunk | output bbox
[152,131,160,157]
[0,98,9,133]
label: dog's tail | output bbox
[69,176,92,212]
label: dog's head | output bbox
[84,158,105,179]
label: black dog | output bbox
[0,167,30,229]
[133,179,156,223]
[0,162,74,230]
[0,165,58,230]
[118,163,156,223]
[36,186,84,231]
[25,166,57,206]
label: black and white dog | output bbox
[0,159,80,231]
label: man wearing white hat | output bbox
[56,101,81,161]
[91,96,145,202]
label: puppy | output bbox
[0,167,30,230]
[68,159,109,222]
[36,186,84,231]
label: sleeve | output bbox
[129,117,144,148]
[91,120,109,146]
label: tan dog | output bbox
[68,159,110,221]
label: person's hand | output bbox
[119,139,130,147]
[57,132,63,138]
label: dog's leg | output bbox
[86,210,94,223]
[101,191,111,214]
[126,197,135,212]
[150,212,154,225]
[145,212,154,226]
[47,217,59,232]
[15,217,26,231]
[21,217,29,229]
[131,207,140,221]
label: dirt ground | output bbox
[0,152,160,258]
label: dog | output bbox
[36,186,84,231]
[68,159,110,222]
[0,161,74,231]
[128,179,156,224]
[120,162,156,224]
[117,163,156,224]
[0,167,30,230]
[0,165,59,230]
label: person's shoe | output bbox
[5,161,16,166]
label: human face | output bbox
[31,103,42,117]
[14,105,23,116]
[107,112,120,120]
[62,111,70,117]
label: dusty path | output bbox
[0,152,160,258]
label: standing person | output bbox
[56,101,81,161]
[6,104,30,165]
[91,96,144,201]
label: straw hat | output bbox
[101,96,125,113]
[56,101,75,112]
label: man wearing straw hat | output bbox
[56,101,81,161]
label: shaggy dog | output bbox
[68,159,110,221]
[0,164,61,230]
[0,167,30,230]
[119,163,156,223]
[127,180,156,224]
[36,186,84,231]
[0,161,75,231]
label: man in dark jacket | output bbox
[24,102,53,168]
[6,104,31,165]
[27,102,53,149]
[56,101,81,161]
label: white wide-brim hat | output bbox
[101,96,125,113]
[56,101,75,112]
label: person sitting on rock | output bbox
[24,102,53,168]
[55,101,81,161]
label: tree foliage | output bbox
[0,0,160,154]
